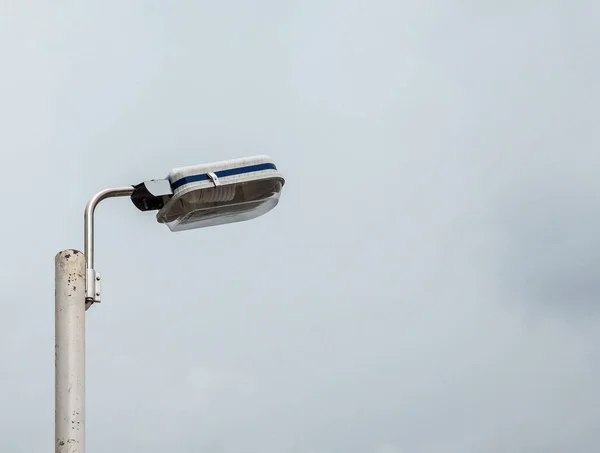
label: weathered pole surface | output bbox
[55,250,86,453]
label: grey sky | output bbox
[1,1,600,452]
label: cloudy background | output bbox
[1,1,600,452]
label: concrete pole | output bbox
[55,250,86,453]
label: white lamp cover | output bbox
[156,155,284,231]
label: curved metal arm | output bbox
[84,186,135,306]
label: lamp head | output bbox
[132,155,284,232]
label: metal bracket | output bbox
[85,270,101,307]
[207,172,221,187]
[131,179,174,212]
[84,186,135,309]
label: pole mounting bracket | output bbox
[84,186,135,309]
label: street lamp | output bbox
[54,155,284,453]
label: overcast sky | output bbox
[1,1,600,452]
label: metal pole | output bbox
[84,186,134,271]
[55,250,86,453]
[84,186,134,307]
